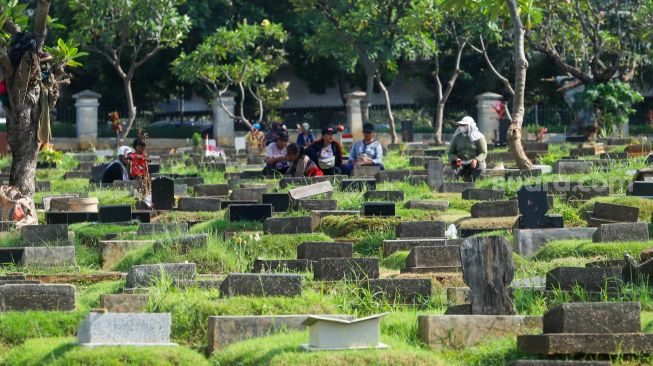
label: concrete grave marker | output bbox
[363,190,404,202]
[300,313,388,351]
[0,284,75,311]
[402,246,461,273]
[219,273,302,297]
[297,242,353,261]
[21,224,70,246]
[100,294,148,313]
[592,222,649,242]
[98,205,132,223]
[194,184,229,197]
[396,221,446,238]
[125,263,196,289]
[471,200,518,218]
[227,204,273,222]
[426,159,444,191]
[362,202,395,216]
[462,188,504,201]
[289,181,333,200]
[78,312,176,346]
[313,258,379,281]
[261,193,291,212]
[152,177,175,210]
[264,216,312,234]
[178,197,222,212]
[404,200,449,211]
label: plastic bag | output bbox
[445,224,458,240]
[0,186,38,227]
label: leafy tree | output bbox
[574,81,643,138]
[0,0,83,196]
[172,20,288,129]
[293,0,417,143]
[68,0,191,139]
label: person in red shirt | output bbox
[129,138,149,179]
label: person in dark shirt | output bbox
[304,127,343,175]
[296,122,315,147]
[102,146,131,184]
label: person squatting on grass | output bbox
[285,143,323,177]
[448,116,487,182]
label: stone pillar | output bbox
[345,91,366,141]
[72,90,101,149]
[475,92,503,143]
[213,92,236,147]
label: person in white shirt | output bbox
[342,123,384,176]
[263,131,290,175]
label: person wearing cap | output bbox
[342,122,384,176]
[263,130,290,175]
[296,122,315,147]
[246,122,265,155]
[265,121,287,145]
[102,146,132,183]
[305,127,343,175]
[448,116,487,182]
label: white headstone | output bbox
[475,92,503,143]
[213,91,236,147]
[300,313,388,351]
[345,91,366,141]
[73,90,101,149]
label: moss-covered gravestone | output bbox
[460,236,515,315]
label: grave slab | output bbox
[20,246,77,267]
[100,240,153,270]
[195,184,229,197]
[207,315,354,353]
[313,258,379,281]
[294,199,338,211]
[361,279,431,304]
[0,284,75,311]
[251,259,310,273]
[310,210,358,231]
[100,294,148,313]
[376,169,427,183]
[592,222,649,242]
[289,181,333,200]
[462,188,504,201]
[543,302,640,334]
[362,202,395,216]
[418,315,542,350]
[125,263,196,289]
[98,205,132,223]
[404,200,449,211]
[518,333,653,355]
[351,165,381,178]
[340,179,376,192]
[219,273,302,297]
[513,228,597,258]
[301,313,387,351]
[396,221,446,238]
[77,312,175,346]
[439,182,474,193]
[152,177,175,210]
[402,246,461,273]
[227,204,273,222]
[21,224,69,246]
[137,222,189,235]
[545,267,621,292]
[261,193,291,212]
[264,216,312,234]
[230,187,267,202]
[297,242,353,261]
[471,200,518,218]
[382,238,449,257]
[178,197,222,212]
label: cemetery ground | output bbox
[3,146,653,365]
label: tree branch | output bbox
[34,0,52,52]
[470,36,515,96]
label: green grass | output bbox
[534,239,653,261]
[380,251,408,270]
[320,216,399,238]
[4,337,210,366]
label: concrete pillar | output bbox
[475,92,503,143]
[345,91,366,141]
[72,90,101,149]
[213,92,236,146]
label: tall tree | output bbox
[68,0,191,139]
[0,1,82,196]
[171,20,288,129]
[293,0,415,143]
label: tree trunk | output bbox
[506,0,533,170]
[434,102,445,144]
[361,71,374,125]
[376,75,398,144]
[120,77,136,140]
[6,52,41,197]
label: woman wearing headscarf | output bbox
[447,116,487,182]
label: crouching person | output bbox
[286,143,323,177]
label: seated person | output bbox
[246,123,265,155]
[305,127,343,175]
[296,122,315,147]
[448,116,487,182]
[102,146,131,184]
[342,123,384,175]
[263,131,290,175]
[285,143,323,177]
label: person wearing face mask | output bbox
[448,116,487,182]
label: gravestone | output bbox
[21,224,69,246]
[289,181,333,200]
[177,197,222,212]
[231,187,267,202]
[504,169,542,180]
[513,228,597,258]
[376,169,427,183]
[460,236,515,315]
[382,238,451,257]
[77,312,175,346]
[263,216,312,234]
[545,267,621,293]
[471,200,518,218]
[125,263,196,289]
[227,204,273,222]
[91,164,109,183]
[46,211,97,225]
[361,279,432,304]
[592,222,649,243]
[261,193,291,212]
[627,181,653,197]
[0,284,75,311]
[194,184,229,197]
[362,202,395,216]
[517,186,549,229]
[152,177,175,210]
[553,160,594,174]
[363,191,404,202]
[100,294,149,313]
[351,165,381,178]
[592,202,639,223]
[98,205,132,223]
[297,242,353,261]
[440,182,474,193]
[404,200,449,211]
[395,221,446,238]
[543,302,640,334]
[252,259,310,273]
[313,258,379,281]
[219,273,302,297]
[294,199,338,211]
[426,159,444,191]
[462,188,505,201]
[566,186,610,201]
[137,222,189,235]
[401,246,461,273]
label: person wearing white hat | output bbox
[102,145,132,183]
[448,116,487,182]
[296,122,315,147]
